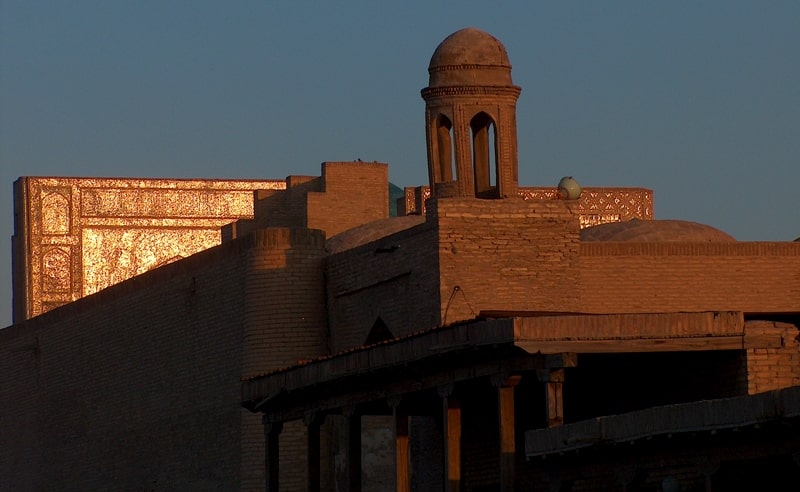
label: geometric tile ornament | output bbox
[12,177,285,322]
[402,186,654,228]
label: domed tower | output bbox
[421,28,522,199]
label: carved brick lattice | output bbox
[404,186,653,228]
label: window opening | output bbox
[436,115,456,182]
[470,112,499,197]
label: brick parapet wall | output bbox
[579,242,800,313]
[430,197,581,325]
[744,321,800,395]
[325,221,440,352]
[224,161,389,242]
[223,177,322,240]
[307,161,389,238]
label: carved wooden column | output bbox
[305,412,325,492]
[615,465,637,492]
[262,417,283,492]
[697,457,719,492]
[344,407,362,492]
[537,368,565,427]
[538,353,577,428]
[439,385,461,492]
[493,375,521,492]
[390,397,411,492]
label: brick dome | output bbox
[326,215,425,254]
[427,27,514,87]
[580,219,736,242]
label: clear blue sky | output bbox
[1,1,799,327]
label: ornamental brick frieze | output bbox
[401,185,653,227]
[428,63,513,73]
[421,86,522,98]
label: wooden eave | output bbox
[242,311,775,422]
[242,317,529,420]
[525,385,800,458]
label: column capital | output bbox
[491,374,522,388]
[536,368,565,383]
[438,383,455,398]
[387,394,403,409]
[262,416,283,435]
[303,411,325,427]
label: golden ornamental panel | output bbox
[82,228,221,296]
[13,177,286,322]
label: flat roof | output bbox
[241,311,773,421]
[525,385,800,458]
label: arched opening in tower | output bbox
[470,112,499,198]
[435,114,456,183]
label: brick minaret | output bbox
[421,27,522,199]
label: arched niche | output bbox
[42,247,71,292]
[42,191,70,235]
[434,114,456,183]
[470,112,499,198]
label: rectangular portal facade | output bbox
[12,176,285,323]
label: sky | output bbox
[1,1,798,328]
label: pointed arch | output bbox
[42,191,70,235]
[435,114,456,183]
[363,317,394,346]
[42,247,71,292]
[470,112,499,198]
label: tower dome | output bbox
[428,27,513,87]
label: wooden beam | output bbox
[257,352,545,422]
[241,319,518,405]
[518,336,747,355]
[545,352,578,368]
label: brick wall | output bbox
[1,236,251,490]
[431,197,581,326]
[325,221,439,352]
[0,227,330,491]
[744,321,800,395]
[579,242,800,314]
